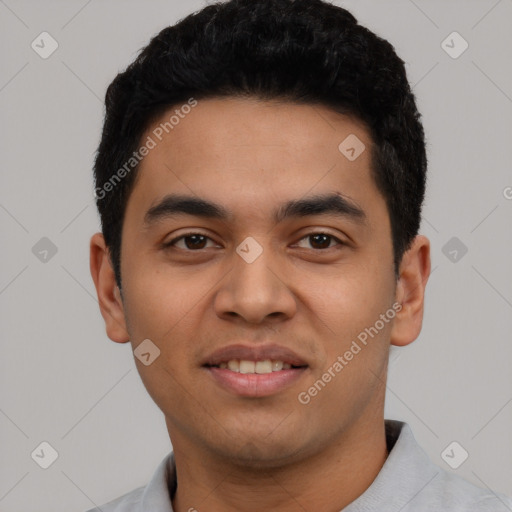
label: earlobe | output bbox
[390,235,431,347]
[89,232,130,343]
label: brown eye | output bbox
[166,233,216,250]
[296,232,344,250]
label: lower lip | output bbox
[205,367,308,397]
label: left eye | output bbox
[166,232,343,251]
[294,233,343,250]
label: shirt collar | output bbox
[344,420,440,511]
[139,450,176,510]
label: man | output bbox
[88,0,512,510]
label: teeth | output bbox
[255,360,272,374]
[227,360,240,372]
[239,360,255,374]
[219,360,295,374]
[272,360,283,371]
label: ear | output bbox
[89,232,130,343]
[390,235,431,347]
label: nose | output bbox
[213,239,297,326]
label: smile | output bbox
[204,362,308,397]
[208,359,303,374]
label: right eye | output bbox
[163,232,220,251]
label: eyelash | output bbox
[164,231,346,251]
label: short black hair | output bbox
[93,0,427,288]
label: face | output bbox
[91,97,429,468]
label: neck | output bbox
[170,416,388,512]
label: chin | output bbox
[208,424,313,470]
[219,443,304,470]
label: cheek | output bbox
[313,266,394,343]
[122,261,208,341]
[121,269,204,414]
[121,264,215,398]
[300,271,393,420]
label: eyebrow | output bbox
[143,192,367,227]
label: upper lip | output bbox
[202,344,309,367]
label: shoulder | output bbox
[358,420,512,512]
[84,486,145,512]
[425,468,512,511]
[84,451,175,512]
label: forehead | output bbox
[127,97,382,226]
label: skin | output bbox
[90,97,430,512]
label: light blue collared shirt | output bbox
[86,420,512,511]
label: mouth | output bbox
[202,345,309,397]
[205,359,307,374]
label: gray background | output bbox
[1,0,511,510]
